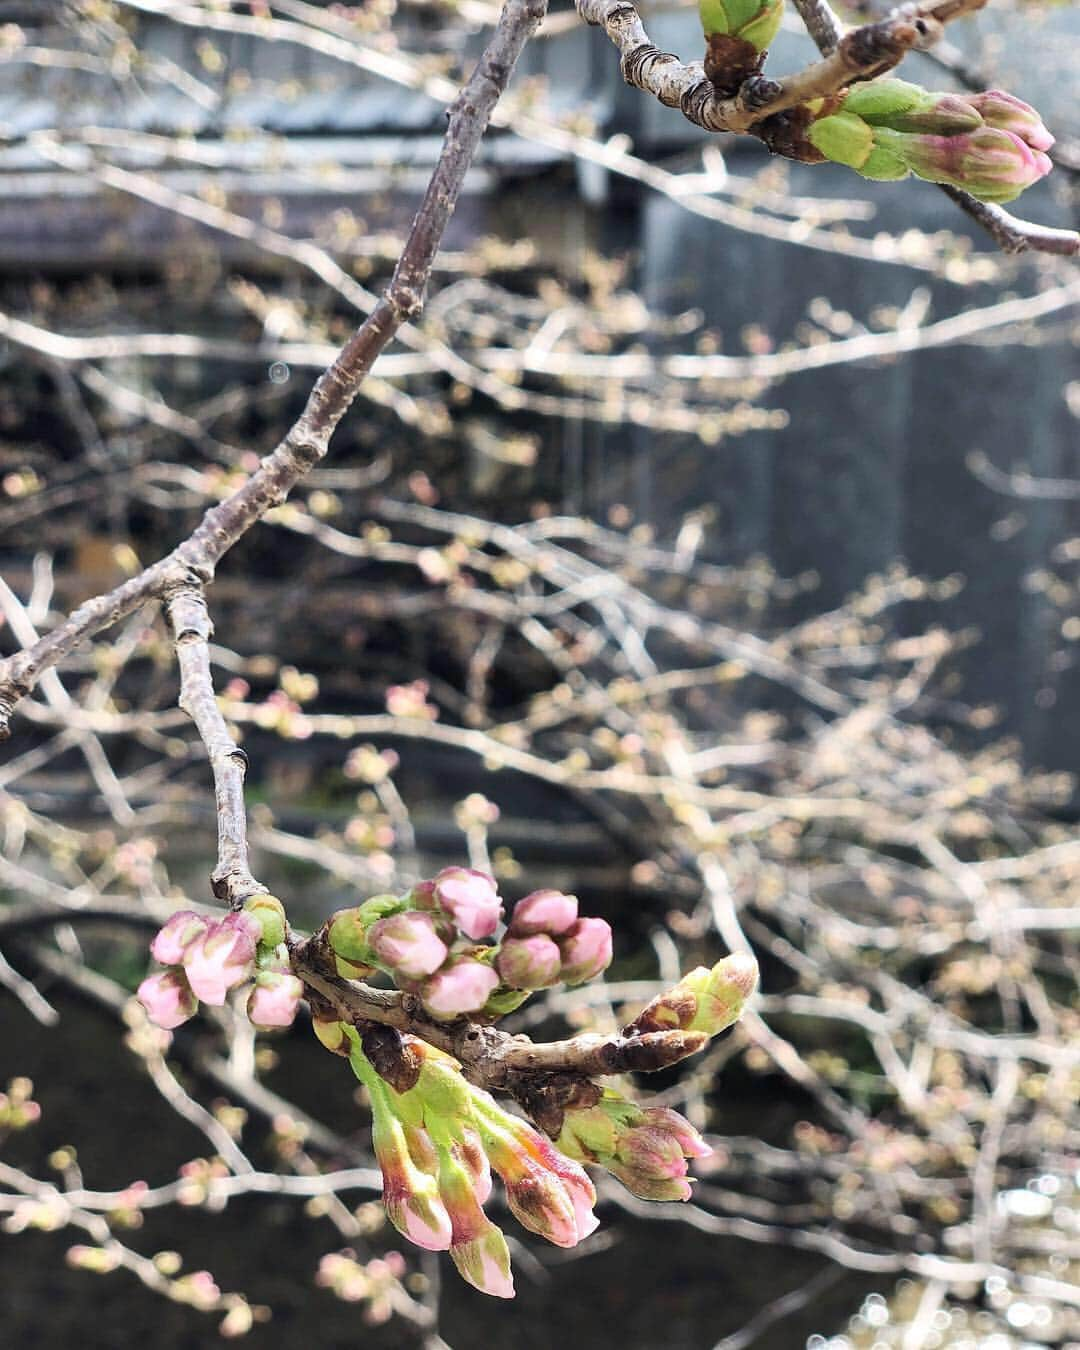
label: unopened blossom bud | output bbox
[367,912,448,979]
[434,1139,491,1246]
[369,1098,452,1251]
[411,1041,475,1120]
[495,934,562,990]
[475,1101,599,1247]
[842,78,982,135]
[67,1244,121,1274]
[242,894,287,950]
[557,916,613,985]
[432,868,503,940]
[449,1219,514,1299]
[508,889,578,938]
[137,969,198,1030]
[960,90,1054,151]
[327,896,401,970]
[419,958,499,1018]
[457,1128,492,1205]
[181,913,260,1005]
[247,969,303,1029]
[809,81,1054,203]
[630,952,758,1036]
[699,0,783,52]
[557,1091,710,1204]
[149,911,208,966]
[882,125,1052,203]
[640,1107,711,1160]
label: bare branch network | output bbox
[0,0,1078,1339]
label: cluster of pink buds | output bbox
[328,1026,599,1298]
[138,895,301,1032]
[806,78,1054,204]
[0,1077,41,1131]
[496,890,612,990]
[316,1249,407,1324]
[326,874,614,1020]
[556,1089,711,1202]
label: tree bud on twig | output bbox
[557,916,613,985]
[557,1089,711,1203]
[137,969,199,1030]
[367,911,449,979]
[628,951,759,1036]
[247,969,303,1029]
[181,913,260,1005]
[508,889,579,937]
[149,911,208,967]
[495,934,563,990]
[431,867,504,940]
[808,79,1054,203]
[242,894,288,950]
[419,957,500,1017]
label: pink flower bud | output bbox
[886,125,1052,203]
[247,970,303,1029]
[967,90,1054,152]
[495,934,562,990]
[640,1107,711,1160]
[137,969,198,1029]
[449,1220,514,1299]
[367,912,448,979]
[149,911,208,966]
[419,959,499,1018]
[372,1113,453,1252]
[182,913,259,1005]
[432,868,503,940]
[479,1112,599,1247]
[619,1124,692,1180]
[508,889,578,937]
[558,917,613,985]
[457,1129,493,1205]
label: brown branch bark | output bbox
[291,934,708,1133]
[575,0,984,136]
[164,585,264,906]
[0,0,548,739]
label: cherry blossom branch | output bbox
[938,187,1080,256]
[0,0,548,739]
[164,585,264,907]
[790,0,845,55]
[573,0,984,136]
[291,934,709,1132]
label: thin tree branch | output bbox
[574,0,984,135]
[164,586,264,906]
[0,0,548,738]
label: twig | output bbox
[0,0,549,737]
[164,586,264,906]
[574,0,984,135]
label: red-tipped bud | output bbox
[966,90,1054,152]
[420,959,499,1018]
[149,911,207,966]
[508,890,578,937]
[432,868,503,940]
[449,1220,514,1299]
[558,917,613,985]
[137,969,198,1029]
[495,934,562,990]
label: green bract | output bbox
[698,0,784,51]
